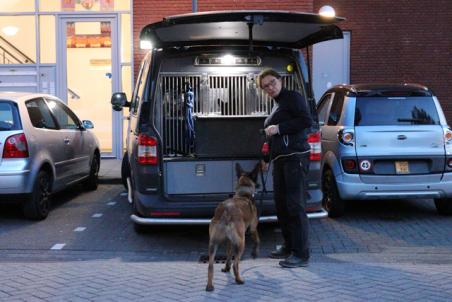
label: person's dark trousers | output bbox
[272,154,310,260]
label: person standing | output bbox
[258,68,313,268]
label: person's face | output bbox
[260,75,282,98]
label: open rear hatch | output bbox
[146,11,344,198]
[140,10,344,49]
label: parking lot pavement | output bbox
[0,179,452,301]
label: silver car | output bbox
[0,92,100,220]
[318,84,452,217]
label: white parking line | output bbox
[50,243,65,250]
[107,202,117,206]
[74,227,86,232]
[92,213,103,218]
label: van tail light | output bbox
[308,131,321,161]
[137,134,158,165]
[2,133,29,158]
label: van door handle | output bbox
[397,135,407,140]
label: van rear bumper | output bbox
[131,208,327,225]
[131,185,325,225]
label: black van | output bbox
[111,10,344,231]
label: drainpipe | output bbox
[192,0,197,12]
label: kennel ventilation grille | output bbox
[158,74,300,156]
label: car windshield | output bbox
[0,101,21,131]
[354,96,440,126]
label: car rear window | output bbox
[354,97,441,126]
[0,101,21,131]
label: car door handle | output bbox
[64,138,70,144]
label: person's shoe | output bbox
[279,255,309,268]
[269,245,291,259]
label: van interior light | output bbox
[221,54,235,65]
[2,26,19,36]
[319,5,336,18]
[140,40,153,50]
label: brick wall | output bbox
[133,0,313,78]
[133,0,451,122]
[314,0,452,121]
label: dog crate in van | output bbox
[111,10,344,226]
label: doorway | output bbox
[57,15,121,158]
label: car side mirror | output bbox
[82,120,94,129]
[111,92,130,111]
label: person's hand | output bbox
[261,160,269,171]
[265,125,279,137]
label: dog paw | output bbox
[251,250,259,259]
[235,279,245,285]
[221,267,231,272]
[206,285,214,292]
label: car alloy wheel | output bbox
[322,169,345,218]
[23,170,51,220]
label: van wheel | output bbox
[322,169,345,218]
[83,155,99,191]
[23,170,51,220]
[121,153,131,191]
[434,198,452,215]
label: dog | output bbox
[206,162,261,292]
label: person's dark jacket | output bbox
[263,87,313,161]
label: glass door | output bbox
[57,15,120,158]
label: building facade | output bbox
[0,0,132,158]
[1,1,450,159]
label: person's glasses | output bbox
[261,78,278,90]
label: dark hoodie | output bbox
[263,87,313,161]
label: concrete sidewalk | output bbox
[98,158,122,184]
[0,250,451,301]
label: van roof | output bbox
[140,10,344,49]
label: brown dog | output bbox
[206,163,260,292]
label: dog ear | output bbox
[250,163,260,182]
[235,163,243,179]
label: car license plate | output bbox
[395,161,409,174]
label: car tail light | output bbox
[307,131,321,161]
[338,129,354,146]
[137,134,158,165]
[2,133,29,158]
[443,128,452,143]
[447,158,452,168]
[342,159,358,173]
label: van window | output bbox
[26,98,57,129]
[355,97,440,126]
[130,53,152,115]
[0,101,21,131]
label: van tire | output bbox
[434,198,452,215]
[23,170,51,220]
[83,155,99,191]
[121,153,131,190]
[322,169,345,218]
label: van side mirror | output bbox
[111,92,130,111]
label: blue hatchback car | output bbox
[317,84,452,217]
